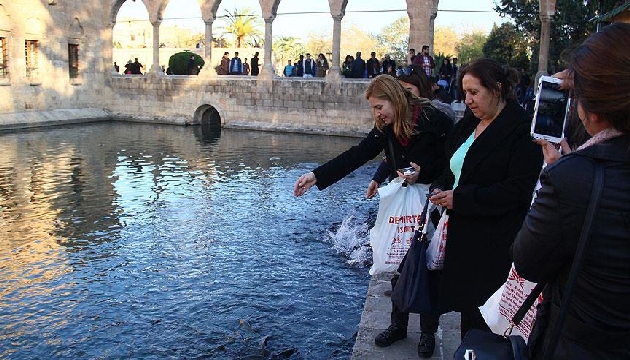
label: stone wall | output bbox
[106,74,375,136]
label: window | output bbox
[25,40,38,78]
[68,44,79,78]
[0,37,7,78]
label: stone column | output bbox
[326,14,343,83]
[538,0,556,76]
[150,20,163,74]
[406,0,435,59]
[204,19,213,61]
[200,18,215,78]
[538,15,552,75]
[258,16,275,80]
[429,1,438,56]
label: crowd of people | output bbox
[294,22,630,359]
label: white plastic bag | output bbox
[479,264,542,342]
[426,210,448,270]
[368,178,429,275]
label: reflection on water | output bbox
[0,123,379,359]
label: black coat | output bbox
[313,106,452,190]
[430,99,543,311]
[251,56,259,76]
[513,135,630,359]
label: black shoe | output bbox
[374,324,407,347]
[417,332,435,358]
[383,289,392,297]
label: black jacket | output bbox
[313,105,452,190]
[513,135,630,359]
[430,99,543,311]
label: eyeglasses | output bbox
[396,66,419,77]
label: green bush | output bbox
[167,51,205,75]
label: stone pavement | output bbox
[351,272,461,360]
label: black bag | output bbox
[391,196,432,314]
[454,329,528,360]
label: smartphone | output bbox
[530,76,571,144]
[398,167,414,176]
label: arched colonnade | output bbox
[109,0,440,81]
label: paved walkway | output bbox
[351,272,461,360]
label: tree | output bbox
[340,24,379,65]
[375,16,409,65]
[217,7,263,48]
[494,0,619,73]
[483,23,530,70]
[167,51,205,75]
[272,36,308,72]
[433,26,459,58]
[455,31,487,65]
[305,31,332,58]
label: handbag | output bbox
[390,194,433,314]
[454,161,605,360]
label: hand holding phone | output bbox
[530,76,571,144]
[398,166,415,176]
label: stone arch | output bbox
[111,0,151,25]
[194,104,222,127]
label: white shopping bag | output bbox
[368,178,430,275]
[479,264,542,342]
[426,210,448,270]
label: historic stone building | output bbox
[0,0,439,134]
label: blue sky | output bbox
[118,0,506,36]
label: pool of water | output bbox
[0,123,381,359]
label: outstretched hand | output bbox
[366,180,379,199]
[294,172,317,197]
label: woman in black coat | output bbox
[512,23,630,359]
[428,58,543,339]
[294,75,452,197]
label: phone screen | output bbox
[532,79,569,142]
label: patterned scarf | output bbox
[576,128,624,151]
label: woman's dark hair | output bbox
[395,66,432,98]
[570,23,630,134]
[457,58,519,101]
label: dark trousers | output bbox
[459,307,491,340]
[390,273,441,334]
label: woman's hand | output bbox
[535,138,571,165]
[294,172,317,197]
[366,180,379,199]
[396,162,421,185]
[552,70,573,91]
[429,189,454,210]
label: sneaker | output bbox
[417,332,435,358]
[383,290,392,297]
[374,324,407,347]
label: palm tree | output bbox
[218,8,263,48]
[272,36,307,73]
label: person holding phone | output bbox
[428,58,543,339]
[294,75,452,199]
[512,23,630,359]
[293,75,452,357]
[362,65,455,358]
